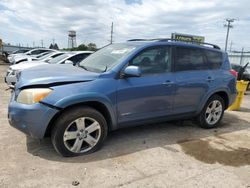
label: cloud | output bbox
[0,0,249,50]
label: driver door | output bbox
[116,46,175,124]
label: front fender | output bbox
[52,92,117,130]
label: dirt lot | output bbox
[0,62,249,188]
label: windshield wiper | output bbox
[102,65,108,72]
[78,65,88,71]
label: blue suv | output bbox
[8,39,237,156]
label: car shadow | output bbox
[26,112,250,163]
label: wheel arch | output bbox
[197,89,230,114]
[44,100,117,137]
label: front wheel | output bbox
[197,95,225,129]
[51,107,108,157]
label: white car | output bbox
[10,51,64,65]
[5,51,93,86]
[8,48,56,64]
[33,51,66,62]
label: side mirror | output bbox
[123,66,141,77]
[65,60,73,65]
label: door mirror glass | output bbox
[124,66,141,77]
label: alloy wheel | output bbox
[205,100,223,125]
[63,117,101,153]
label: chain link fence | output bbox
[228,52,250,66]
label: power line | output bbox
[224,18,236,52]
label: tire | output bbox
[51,106,108,157]
[197,95,225,129]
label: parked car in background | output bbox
[5,51,93,86]
[33,51,66,62]
[10,49,30,55]
[8,39,237,157]
[231,63,250,89]
[46,51,93,65]
[6,49,30,63]
[11,51,66,65]
[10,51,53,64]
[8,48,56,64]
[247,67,250,74]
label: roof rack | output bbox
[127,38,220,50]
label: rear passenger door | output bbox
[204,50,224,88]
[173,46,213,114]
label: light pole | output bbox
[224,18,235,52]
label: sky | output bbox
[0,0,249,51]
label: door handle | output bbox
[206,77,214,82]
[162,80,174,86]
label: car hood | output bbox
[10,61,47,71]
[16,64,100,89]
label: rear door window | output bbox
[205,50,223,69]
[174,47,207,71]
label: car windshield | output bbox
[79,43,137,72]
[13,49,29,54]
[37,52,57,60]
[48,53,72,64]
[36,52,53,59]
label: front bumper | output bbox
[8,94,59,139]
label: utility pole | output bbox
[240,47,244,65]
[229,41,233,52]
[110,22,114,44]
[224,18,235,52]
[41,40,43,48]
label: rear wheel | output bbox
[197,95,225,129]
[51,107,108,157]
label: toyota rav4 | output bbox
[8,39,237,157]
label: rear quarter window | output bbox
[205,50,223,69]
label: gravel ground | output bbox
[0,62,249,188]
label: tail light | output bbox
[229,69,238,77]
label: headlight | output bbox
[17,88,52,104]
